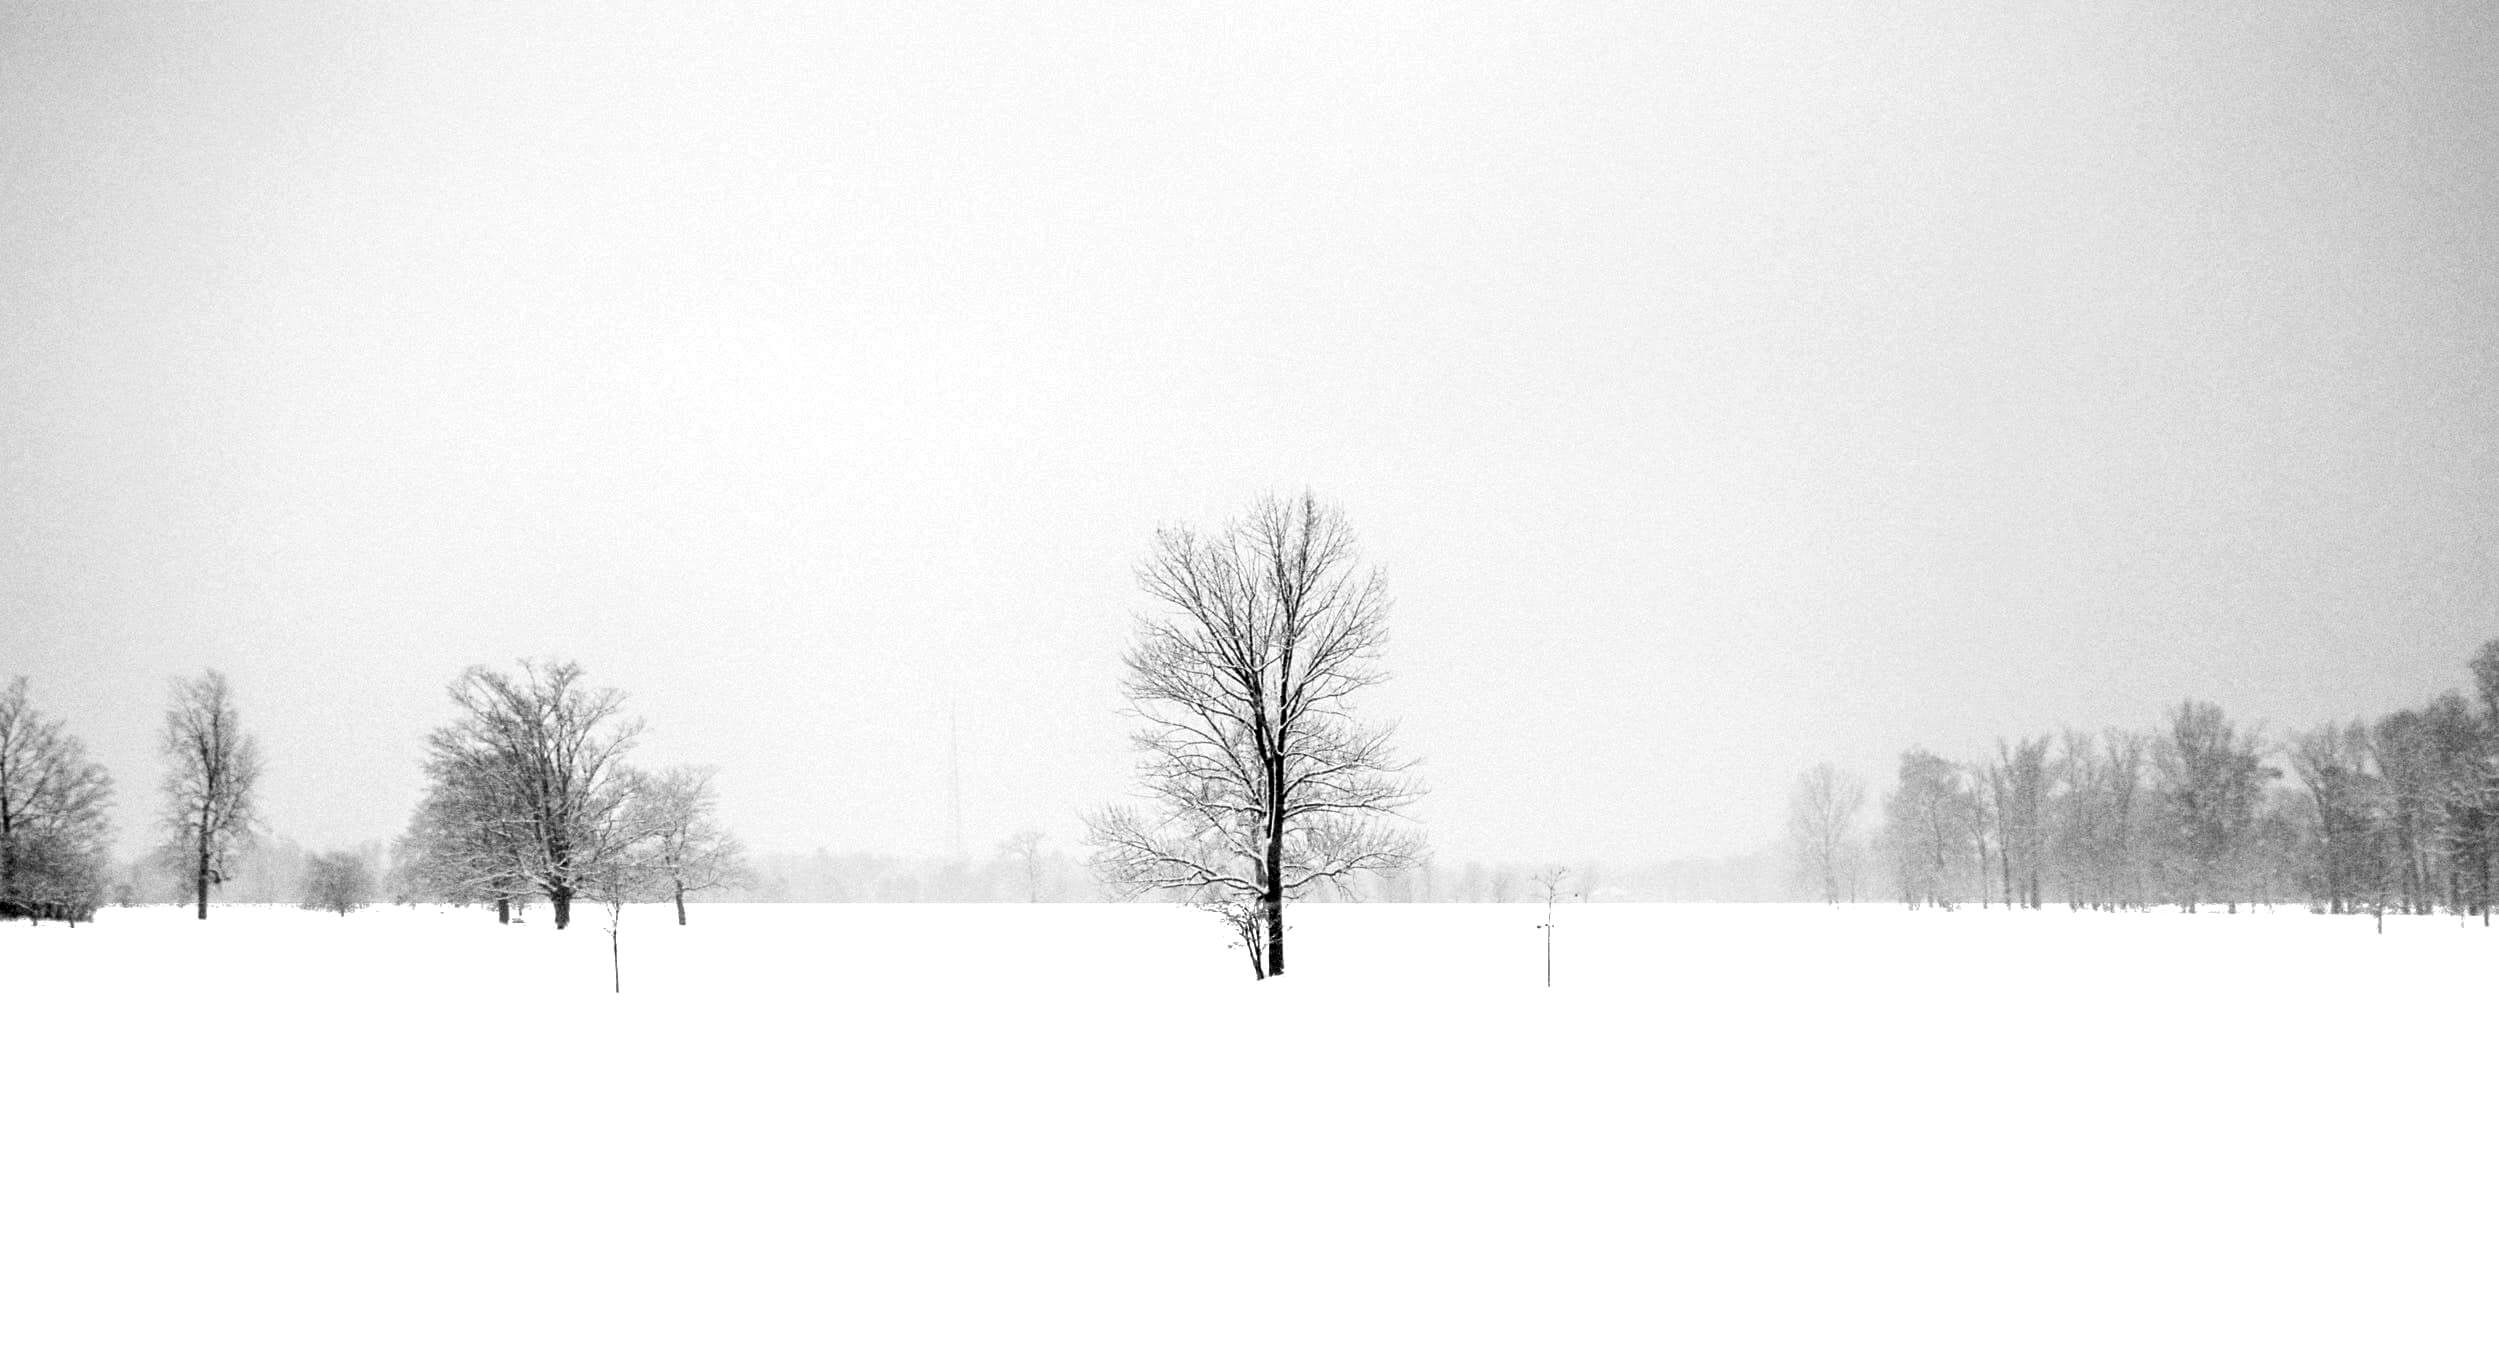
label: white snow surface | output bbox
[7,901,2497,1361]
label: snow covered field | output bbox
[8,902,2497,1361]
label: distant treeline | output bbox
[745,844,1100,903]
[1330,853,1789,905]
[99,843,1797,908]
[1789,640,2499,918]
[108,834,384,909]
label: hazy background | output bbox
[4,2,2495,868]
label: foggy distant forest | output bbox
[1792,640,2499,922]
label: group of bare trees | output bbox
[1871,705,2304,913]
[389,660,749,986]
[1797,642,2499,920]
[14,491,1414,993]
[2285,649,2499,927]
[6,656,752,971]
[3,669,281,923]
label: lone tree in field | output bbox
[1085,491,1423,980]
[636,765,750,926]
[418,660,644,930]
[300,850,375,914]
[160,670,263,921]
[0,677,115,922]
[1531,864,1571,987]
[582,770,665,992]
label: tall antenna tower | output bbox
[947,703,964,863]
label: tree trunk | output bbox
[496,896,510,925]
[196,845,210,921]
[553,888,571,930]
[676,888,687,927]
[610,928,620,993]
[1263,764,1286,979]
[1262,893,1284,979]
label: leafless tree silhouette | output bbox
[160,670,261,921]
[1531,864,1571,987]
[999,829,1048,902]
[2153,700,2274,913]
[581,773,667,992]
[392,757,537,921]
[418,660,643,931]
[2287,720,2379,921]
[1786,763,1864,905]
[638,765,750,925]
[1086,491,1423,979]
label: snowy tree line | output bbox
[98,834,1793,910]
[1788,641,2499,921]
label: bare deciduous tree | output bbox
[1085,492,1423,980]
[1993,737,2054,909]
[1531,864,1571,987]
[418,660,644,931]
[2287,720,2378,919]
[0,677,115,923]
[999,829,1048,902]
[159,670,262,921]
[638,765,750,925]
[2154,700,2274,912]
[2069,727,2150,910]
[1883,748,1967,909]
[392,760,534,920]
[1786,763,1865,905]
[1962,759,2001,909]
[300,850,375,914]
[582,772,666,993]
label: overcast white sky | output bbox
[4,2,2496,867]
